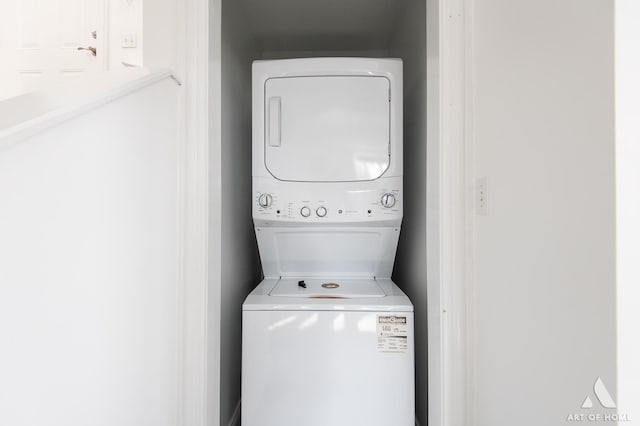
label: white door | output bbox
[264,76,391,182]
[0,0,106,100]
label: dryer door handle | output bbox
[268,96,281,147]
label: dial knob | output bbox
[300,206,311,217]
[258,193,272,208]
[381,193,397,208]
[316,206,327,217]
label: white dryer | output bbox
[242,58,414,426]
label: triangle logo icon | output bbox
[581,396,593,409]
[581,377,616,409]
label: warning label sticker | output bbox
[377,315,408,353]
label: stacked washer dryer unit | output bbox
[242,58,414,426]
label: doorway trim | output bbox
[178,0,473,424]
[177,0,216,425]
[428,0,474,425]
[99,0,110,71]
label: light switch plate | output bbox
[476,176,489,215]
[122,34,137,48]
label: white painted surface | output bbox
[470,1,616,425]
[238,0,402,53]
[108,0,143,69]
[143,0,177,70]
[0,68,153,141]
[0,0,105,100]
[218,1,262,424]
[388,2,430,425]
[615,0,640,422]
[168,1,213,426]
[206,1,221,426]
[438,0,471,424]
[424,0,441,422]
[0,76,180,426]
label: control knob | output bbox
[258,193,272,208]
[300,206,311,217]
[381,193,397,208]
[316,206,327,217]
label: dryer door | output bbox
[264,76,390,182]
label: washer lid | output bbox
[264,75,391,182]
[269,278,386,299]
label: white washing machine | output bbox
[242,58,414,426]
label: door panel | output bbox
[264,76,391,182]
[0,0,104,100]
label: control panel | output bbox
[253,177,402,224]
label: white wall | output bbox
[108,0,144,69]
[208,2,222,425]
[0,0,19,99]
[143,0,177,70]
[425,0,442,424]
[470,1,616,425]
[0,78,181,426]
[615,0,640,422]
[389,2,428,425]
[218,1,262,424]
